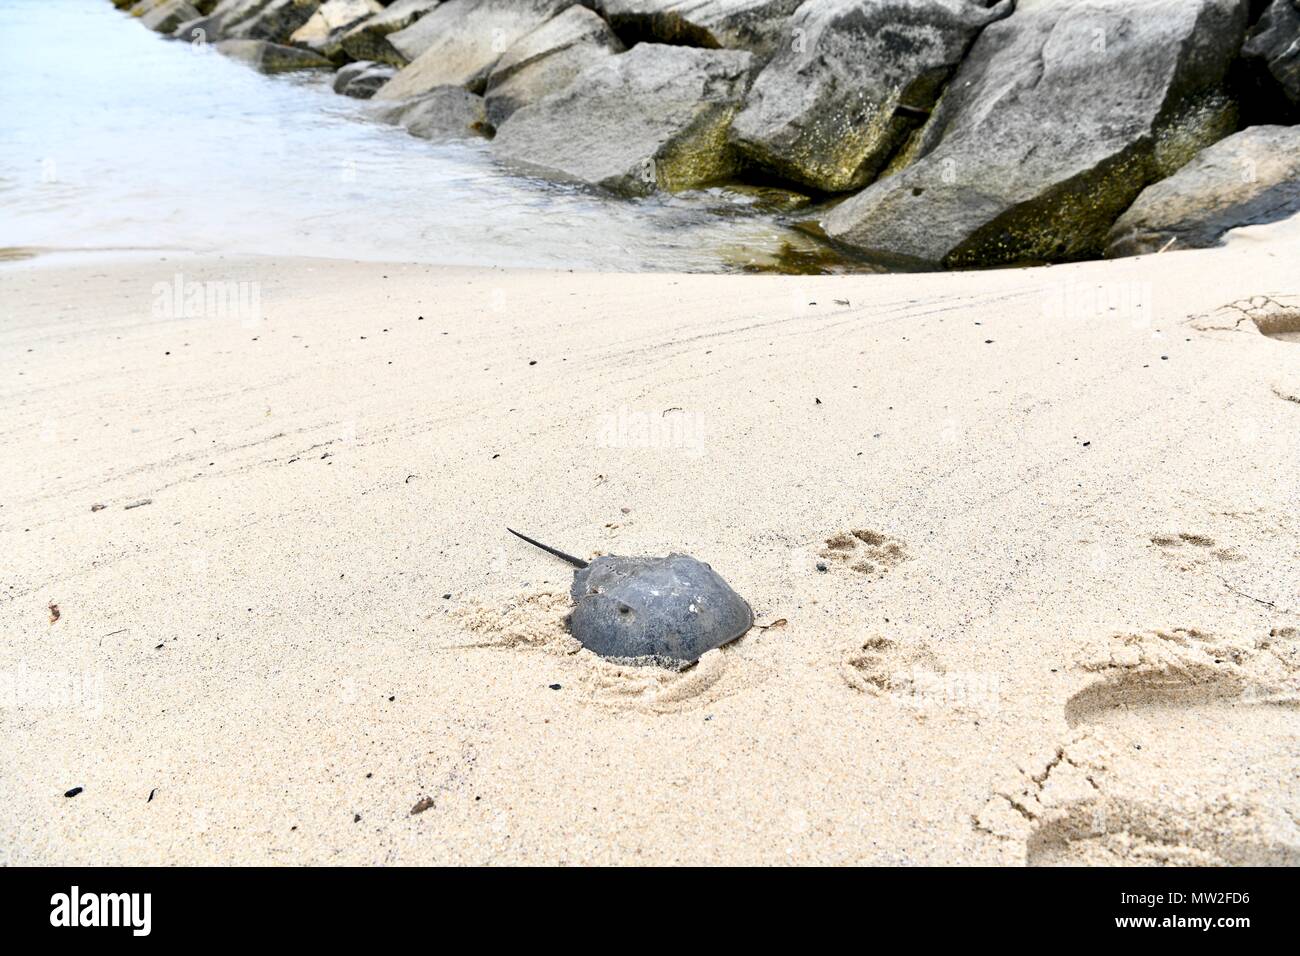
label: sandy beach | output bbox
[2,229,1297,865]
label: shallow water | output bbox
[0,0,843,272]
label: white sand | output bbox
[1,238,1297,865]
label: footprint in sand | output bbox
[837,635,1000,717]
[453,592,744,714]
[975,626,1300,865]
[1190,297,1300,403]
[839,635,940,696]
[1150,532,1245,567]
[1232,295,1300,343]
[1191,295,1300,342]
[818,529,908,576]
[1064,626,1298,725]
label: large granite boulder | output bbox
[128,0,213,13]
[824,0,1250,269]
[593,1,804,59]
[492,43,752,195]
[377,87,492,139]
[289,0,382,59]
[377,0,577,99]
[173,16,219,44]
[1242,0,1300,106]
[337,0,440,66]
[223,0,322,43]
[136,0,201,32]
[215,37,334,71]
[172,0,276,41]
[1106,124,1300,256]
[332,59,397,97]
[730,0,1012,193]
[484,6,625,126]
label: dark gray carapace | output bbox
[507,528,753,664]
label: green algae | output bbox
[654,105,746,192]
[943,90,1242,269]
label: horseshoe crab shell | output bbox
[506,529,753,664]
[569,553,754,663]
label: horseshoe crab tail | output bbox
[506,527,589,569]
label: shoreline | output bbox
[2,239,1297,864]
[105,0,1300,274]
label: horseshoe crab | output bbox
[507,528,753,665]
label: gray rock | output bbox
[568,553,753,664]
[824,0,1249,269]
[333,59,372,90]
[1107,124,1300,256]
[337,0,440,67]
[379,0,577,99]
[289,0,382,59]
[223,0,322,44]
[170,0,274,41]
[484,6,625,126]
[593,0,804,59]
[137,0,201,32]
[215,37,334,71]
[332,59,397,97]
[492,43,752,196]
[377,87,492,139]
[730,0,1011,193]
[1243,0,1300,105]
[173,15,218,44]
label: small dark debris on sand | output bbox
[548,683,562,691]
[48,602,60,624]
[124,498,153,510]
[90,503,106,512]
[147,788,156,803]
[64,787,82,798]
[410,797,435,815]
